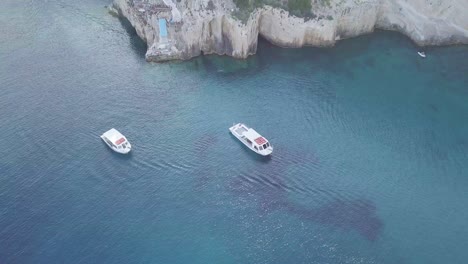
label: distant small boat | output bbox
[101,128,132,154]
[229,123,273,156]
[418,51,426,58]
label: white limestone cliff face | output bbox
[112,0,468,62]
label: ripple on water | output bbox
[286,198,383,241]
[228,147,383,241]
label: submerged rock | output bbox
[112,0,468,62]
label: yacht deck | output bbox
[235,126,247,135]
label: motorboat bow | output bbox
[229,123,273,156]
[100,128,132,154]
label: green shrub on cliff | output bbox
[232,0,314,21]
[287,0,312,17]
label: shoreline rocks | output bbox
[112,0,468,62]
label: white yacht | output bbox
[229,123,273,156]
[418,51,426,58]
[100,128,132,154]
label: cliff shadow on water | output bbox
[189,31,402,78]
[186,51,264,78]
[118,16,147,58]
[182,34,335,78]
[254,29,457,77]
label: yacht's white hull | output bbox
[100,135,131,154]
[229,123,272,156]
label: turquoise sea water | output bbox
[1,1,468,263]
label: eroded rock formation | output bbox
[111,0,468,62]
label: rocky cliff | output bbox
[111,0,468,62]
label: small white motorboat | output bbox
[229,123,273,156]
[100,128,132,154]
[418,51,426,58]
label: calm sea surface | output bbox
[1,1,468,263]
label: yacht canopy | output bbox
[244,129,267,145]
[115,138,126,145]
[102,128,125,143]
[254,137,267,145]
